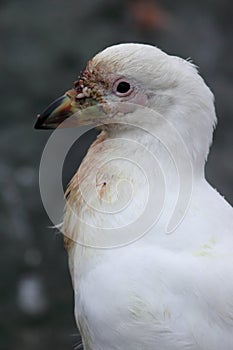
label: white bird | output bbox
[36,43,233,350]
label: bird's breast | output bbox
[63,150,149,249]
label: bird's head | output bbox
[35,43,217,168]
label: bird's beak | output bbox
[34,89,102,129]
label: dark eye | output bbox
[113,79,133,97]
[116,81,131,94]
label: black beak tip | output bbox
[34,114,43,129]
[34,95,71,130]
[34,114,54,130]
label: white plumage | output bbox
[37,44,233,350]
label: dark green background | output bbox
[1,1,233,349]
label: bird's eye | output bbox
[117,81,131,94]
[113,79,133,97]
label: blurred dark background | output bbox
[1,1,232,349]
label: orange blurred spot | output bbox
[128,0,170,31]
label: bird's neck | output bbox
[65,124,205,253]
[99,124,205,186]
